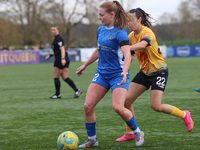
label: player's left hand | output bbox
[120,72,127,85]
[61,59,66,66]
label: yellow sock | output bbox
[170,106,184,118]
[125,123,132,132]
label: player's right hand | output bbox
[76,65,86,76]
[119,72,127,85]
[45,55,50,60]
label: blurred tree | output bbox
[153,0,200,44]
[0,19,23,45]
[177,0,200,40]
[178,1,192,22]
[0,0,105,46]
[187,0,200,20]
[43,0,103,46]
[1,0,52,45]
[1,0,199,47]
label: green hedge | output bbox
[158,39,200,46]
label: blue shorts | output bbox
[91,72,130,92]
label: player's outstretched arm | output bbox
[45,53,54,60]
[130,41,148,51]
[76,48,99,76]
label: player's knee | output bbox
[84,103,93,116]
[62,76,68,81]
[151,103,162,112]
[112,105,123,115]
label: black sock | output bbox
[64,77,78,92]
[54,78,60,95]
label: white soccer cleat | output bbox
[74,89,82,98]
[78,138,99,149]
[135,131,144,147]
[49,94,61,99]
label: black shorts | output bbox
[131,69,168,91]
[54,56,70,69]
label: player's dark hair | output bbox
[51,25,59,30]
[100,1,129,30]
[129,8,154,27]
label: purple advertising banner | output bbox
[0,50,40,65]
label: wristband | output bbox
[49,54,53,57]
[61,58,65,60]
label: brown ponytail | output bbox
[100,1,129,30]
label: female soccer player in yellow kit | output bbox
[116,8,194,142]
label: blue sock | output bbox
[85,122,96,137]
[125,116,138,131]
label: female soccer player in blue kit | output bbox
[76,1,144,148]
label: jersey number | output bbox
[156,76,165,88]
[92,73,99,81]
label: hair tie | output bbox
[113,1,117,4]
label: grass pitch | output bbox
[0,57,200,150]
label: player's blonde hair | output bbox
[100,1,129,30]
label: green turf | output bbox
[0,57,200,150]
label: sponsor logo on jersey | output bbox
[109,35,114,40]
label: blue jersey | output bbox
[96,26,129,75]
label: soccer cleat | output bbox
[182,110,194,132]
[194,88,200,92]
[78,138,99,149]
[135,131,144,147]
[49,94,61,99]
[74,89,82,98]
[115,132,135,141]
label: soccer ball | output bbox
[57,131,79,150]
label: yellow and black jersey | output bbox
[128,25,167,75]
